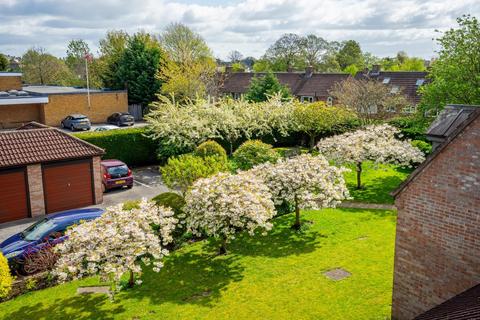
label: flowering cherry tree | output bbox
[184,172,275,254]
[250,154,350,229]
[53,199,177,290]
[317,124,425,189]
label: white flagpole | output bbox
[85,54,91,108]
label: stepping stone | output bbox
[77,286,110,295]
[323,268,351,281]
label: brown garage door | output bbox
[43,160,94,214]
[0,168,29,223]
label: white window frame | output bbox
[326,96,333,106]
[232,92,241,100]
[390,85,400,94]
[385,105,397,113]
[415,79,425,86]
[382,77,391,84]
[300,96,314,103]
[403,105,417,114]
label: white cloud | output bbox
[0,0,478,59]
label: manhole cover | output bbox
[323,268,351,281]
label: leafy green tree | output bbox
[265,33,302,71]
[0,53,8,71]
[299,34,329,70]
[245,72,291,102]
[421,15,480,112]
[116,32,164,106]
[98,30,129,89]
[22,47,75,85]
[336,40,363,70]
[159,23,217,102]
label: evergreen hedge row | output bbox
[75,127,157,166]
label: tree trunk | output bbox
[292,195,301,229]
[128,270,134,288]
[356,162,363,189]
[219,236,228,255]
[308,134,316,151]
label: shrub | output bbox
[194,140,227,160]
[22,243,59,275]
[152,192,186,215]
[160,154,229,195]
[411,140,432,155]
[232,140,280,170]
[389,115,432,141]
[0,252,12,299]
[122,200,141,210]
[75,127,157,166]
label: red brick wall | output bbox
[392,115,480,320]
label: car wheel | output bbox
[61,122,64,128]
[127,184,133,189]
[70,125,75,131]
[116,121,121,127]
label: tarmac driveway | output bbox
[0,166,169,242]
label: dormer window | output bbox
[300,96,314,103]
[415,79,425,86]
[382,77,391,84]
[391,85,400,94]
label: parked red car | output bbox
[101,159,133,192]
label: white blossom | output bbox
[316,124,425,167]
[53,199,177,286]
[249,154,350,210]
[184,172,275,242]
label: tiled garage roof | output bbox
[0,125,104,168]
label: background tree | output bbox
[293,102,357,150]
[250,154,349,229]
[159,23,217,102]
[228,50,243,63]
[421,15,480,113]
[317,124,425,189]
[116,32,164,106]
[65,39,90,85]
[330,77,409,125]
[336,40,364,70]
[21,47,74,85]
[264,33,302,71]
[299,34,328,70]
[244,72,291,102]
[98,30,129,89]
[0,53,8,71]
[185,171,275,254]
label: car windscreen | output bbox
[107,165,129,178]
[22,218,59,241]
[72,116,87,120]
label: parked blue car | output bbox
[60,114,91,131]
[0,208,104,272]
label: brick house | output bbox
[0,72,128,129]
[391,105,480,319]
[0,122,104,223]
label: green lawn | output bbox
[344,162,412,204]
[0,208,396,320]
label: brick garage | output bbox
[0,123,104,223]
[391,106,480,320]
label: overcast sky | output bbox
[1,0,479,60]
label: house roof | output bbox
[0,124,104,168]
[414,284,480,320]
[391,105,480,197]
[426,105,479,140]
[15,121,50,130]
[221,72,350,98]
[355,71,428,104]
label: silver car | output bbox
[61,114,91,131]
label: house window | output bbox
[364,104,378,114]
[382,77,391,84]
[415,79,425,86]
[403,105,417,114]
[232,92,241,100]
[326,96,333,106]
[386,105,397,113]
[300,96,314,103]
[390,85,400,94]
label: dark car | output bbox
[0,208,104,272]
[101,159,133,192]
[61,114,91,131]
[107,112,135,127]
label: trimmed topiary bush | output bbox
[0,252,12,299]
[160,154,229,195]
[194,140,227,160]
[75,127,157,166]
[232,140,280,170]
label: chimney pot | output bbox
[305,66,314,78]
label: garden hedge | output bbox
[75,127,157,167]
